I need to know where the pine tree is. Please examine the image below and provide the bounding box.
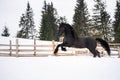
[73,0,91,36]
[1,25,10,37]
[92,0,112,41]
[92,0,104,38]
[101,10,113,41]
[113,0,120,43]
[39,1,58,41]
[17,2,36,39]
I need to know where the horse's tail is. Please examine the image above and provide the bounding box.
[96,38,110,56]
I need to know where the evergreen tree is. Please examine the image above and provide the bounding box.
[113,0,120,43]
[92,0,104,38]
[1,25,10,37]
[92,0,112,41]
[101,11,113,41]
[39,1,58,41]
[17,2,36,39]
[73,0,91,36]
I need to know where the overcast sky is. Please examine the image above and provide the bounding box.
[0,0,116,37]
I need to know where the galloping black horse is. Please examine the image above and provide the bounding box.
[54,23,110,57]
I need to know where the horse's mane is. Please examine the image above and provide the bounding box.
[61,23,78,39]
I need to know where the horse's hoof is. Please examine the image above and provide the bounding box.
[93,55,97,58]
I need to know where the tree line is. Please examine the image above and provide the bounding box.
[1,0,120,43]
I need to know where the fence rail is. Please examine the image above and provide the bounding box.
[0,39,120,57]
[0,39,56,57]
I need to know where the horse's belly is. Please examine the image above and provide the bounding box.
[73,43,86,48]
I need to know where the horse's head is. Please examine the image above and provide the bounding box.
[58,23,78,39]
[58,23,66,36]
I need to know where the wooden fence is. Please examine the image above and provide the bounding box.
[0,39,57,57]
[109,43,120,57]
[0,39,120,57]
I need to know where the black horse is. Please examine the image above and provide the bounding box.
[54,23,110,57]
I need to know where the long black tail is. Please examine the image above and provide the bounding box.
[96,38,110,56]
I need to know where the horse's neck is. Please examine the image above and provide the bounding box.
[64,32,72,37]
[73,32,79,39]
[65,30,78,39]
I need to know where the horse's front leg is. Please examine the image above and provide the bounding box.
[54,43,67,55]
[61,46,67,51]
[54,44,62,55]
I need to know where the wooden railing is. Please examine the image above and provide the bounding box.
[109,43,120,57]
[0,39,56,57]
[0,39,120,57]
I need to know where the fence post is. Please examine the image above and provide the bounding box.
[34,38,36,56]
[118,47,120,58]
[52,40,55,55]
[72,48,75,54]
[9,40,12,56]
[16,39,19,57]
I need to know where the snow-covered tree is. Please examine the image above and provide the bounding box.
[92,0,112,41]
[113,0,120,42]
[17,2,36,39]
[1,25,10,37]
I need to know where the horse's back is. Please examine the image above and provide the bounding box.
[74,36,96,48]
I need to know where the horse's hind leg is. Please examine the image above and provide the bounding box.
[91,50,97,57]
[96,50,100,57]
[89,48,100,57]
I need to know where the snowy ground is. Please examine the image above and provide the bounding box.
[0,37,120,80]
[0,56,120,80]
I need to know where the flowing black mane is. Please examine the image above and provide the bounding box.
[60,23,78,39]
